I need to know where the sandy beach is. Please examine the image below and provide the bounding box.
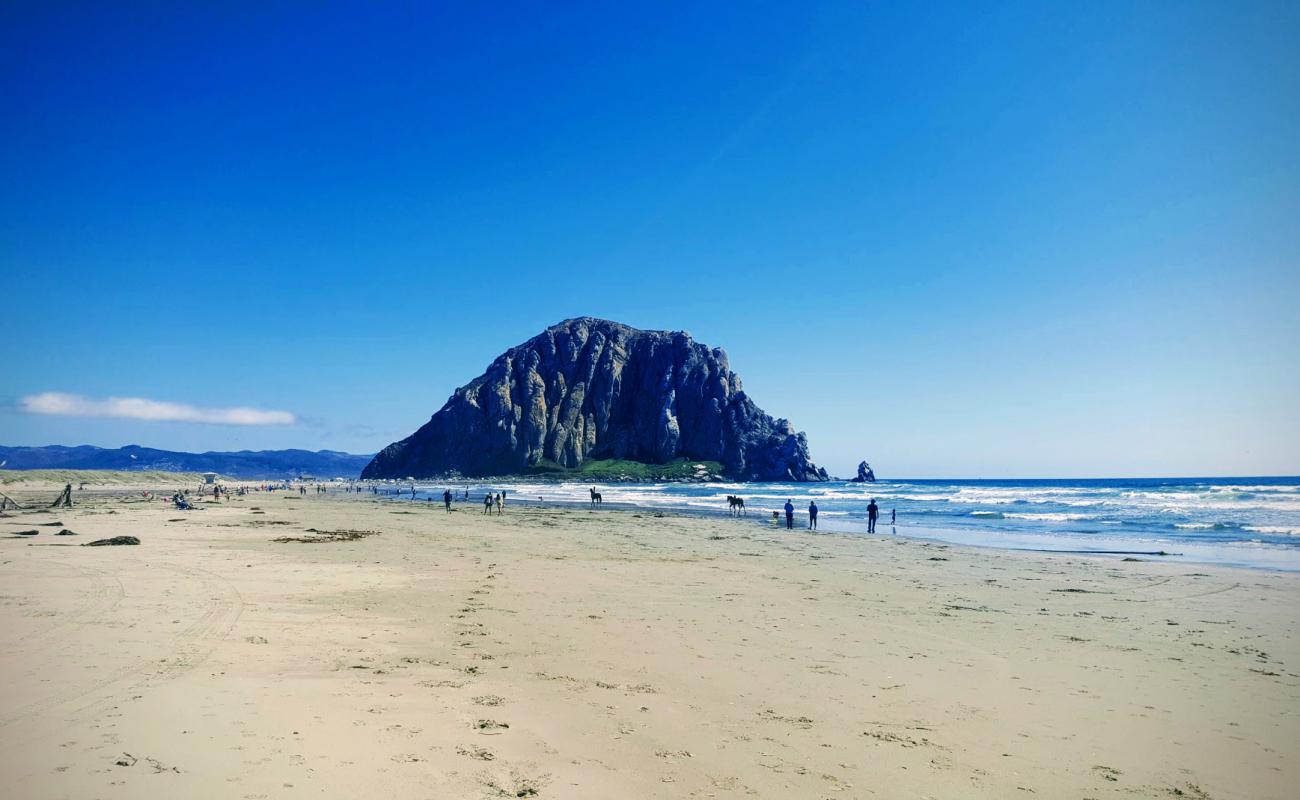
[1,479,1297,799]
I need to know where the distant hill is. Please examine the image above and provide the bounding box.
[0,444,373,479]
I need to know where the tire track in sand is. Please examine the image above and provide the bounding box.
[0,561,243,729]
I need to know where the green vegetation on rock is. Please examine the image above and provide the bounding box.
[522,458,725,482]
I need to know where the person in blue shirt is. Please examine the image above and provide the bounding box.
[808,500,818,530]
[784,499,795,529]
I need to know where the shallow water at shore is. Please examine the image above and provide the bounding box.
[390,476,1300,571]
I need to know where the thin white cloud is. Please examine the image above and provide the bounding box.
[19,392,297,426]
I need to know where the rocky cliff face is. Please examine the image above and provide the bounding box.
[362,318,828,482]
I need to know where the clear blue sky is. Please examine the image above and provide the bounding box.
[3,2,1298,477]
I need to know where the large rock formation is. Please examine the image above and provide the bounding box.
[362,318,828,482]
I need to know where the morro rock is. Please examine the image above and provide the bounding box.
[362,318,828,482]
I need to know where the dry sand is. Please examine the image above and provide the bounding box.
[1,481,1297,799]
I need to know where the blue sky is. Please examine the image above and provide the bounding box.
[3,2,1297,477]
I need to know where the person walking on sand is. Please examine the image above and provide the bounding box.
[443,489,453,512]
[867,498,879,533]
[784,499,795,530]
[483,493,493,514]
[808,500,818,530]
[495,493,503,514]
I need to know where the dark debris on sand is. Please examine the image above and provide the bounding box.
[83,536,141,546]
[273,529,377,544]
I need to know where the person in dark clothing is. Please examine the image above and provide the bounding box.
[443,489,453,512]
[891,508,896,526]
[867,499,879,533]
[784,500,795,530]
[808,500,818,530]
[483,493,493,514]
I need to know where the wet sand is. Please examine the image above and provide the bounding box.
[1,483,1297,799]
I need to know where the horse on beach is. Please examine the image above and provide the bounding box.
[727,495,746,515]
[590,487,602,507]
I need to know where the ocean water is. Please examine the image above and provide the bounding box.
[402,477,1300,571]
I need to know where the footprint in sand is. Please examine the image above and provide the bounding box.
[757,709,814,729]
[479,767,547,797]
[861,728,940,749]
[456,744,495,761]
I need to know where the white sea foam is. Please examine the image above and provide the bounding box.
[1002,512,1098,522]
[1243,525,1300,536]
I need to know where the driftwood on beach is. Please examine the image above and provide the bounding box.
[49,484,73,508]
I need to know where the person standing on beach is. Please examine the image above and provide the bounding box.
[495,493,503,514]
[891,508,896,526]
[784,499,795,530]
[867,498,879,533]
[443,489,453,512]
[483,493,493,514]
[808,500,819,530]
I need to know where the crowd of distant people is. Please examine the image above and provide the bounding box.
[155,475,894,537]
[335,480,894,534]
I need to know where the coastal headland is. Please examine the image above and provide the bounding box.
[1,474,1296,799]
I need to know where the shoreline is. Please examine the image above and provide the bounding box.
[6,469,1298,573]
[370,489,1300,575]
